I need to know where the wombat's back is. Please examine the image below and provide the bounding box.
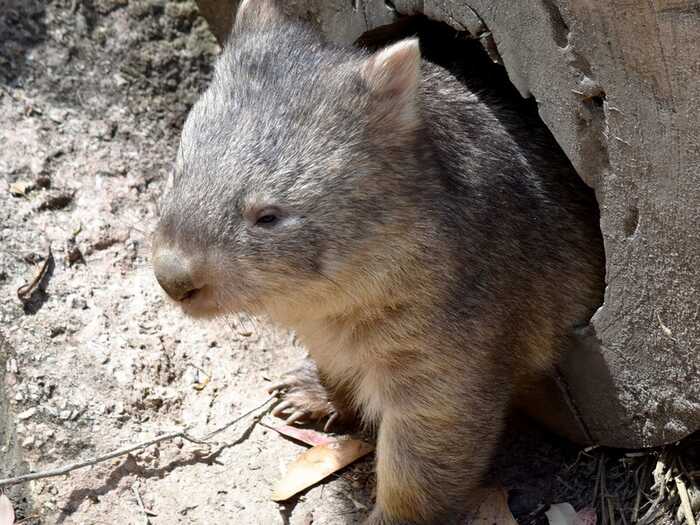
[418,60,604,373]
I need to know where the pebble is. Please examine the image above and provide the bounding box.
[6,358,18,373]
[47,108,68,123]
[88,120,116,140]
[67,294,88,310]
[17,407,37,420]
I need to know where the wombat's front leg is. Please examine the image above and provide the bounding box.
[365,378,511,525]
[268,357,354,430]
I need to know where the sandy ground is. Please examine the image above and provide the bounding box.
[0,1,690,524]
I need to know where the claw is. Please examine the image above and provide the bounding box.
[267,375,306,394]
[267,381,291,395]
[323,411,338,432]
[272,400,294,417]
[285,410,306,425]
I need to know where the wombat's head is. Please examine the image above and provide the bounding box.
[152,0,428,322]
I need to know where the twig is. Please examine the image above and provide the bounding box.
[197,394,275,442]
[592,451,604,507]
[606,495,616,525]
[0,395,276,488]
[632,460,648,523]
[599,453,609,525]
[17,246,53,300]
[132,482,151,525]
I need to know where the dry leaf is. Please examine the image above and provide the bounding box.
[271,438,374,501]
[268,424,335,447]
[471,486,518,525]
[0,494,15,525]
[546,502,598,525]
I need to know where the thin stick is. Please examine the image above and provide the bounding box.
[197,395,275,442]
[632,460,648,523]
[132,482,151,525]
[606,496,616,525]
[17,246,53,300]
[0,395,276,488]
[599,453,608,525]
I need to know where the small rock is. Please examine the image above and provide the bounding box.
[113,73,128,87]
[21,436,35,449]
[91,234,127,251]
[47,108,68,123]
[49,326,66,338]
[88,120,116,140]
[35,175,51,189]
[67,295,88,310]
[59,410,71,420]
[9,180,33,196]
[48,147,65,159]
[6,358,18,373]
[66,243,84,266]
[23,251,45,264]
[17,407,37,420]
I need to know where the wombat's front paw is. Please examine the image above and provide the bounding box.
[268,364,340,430]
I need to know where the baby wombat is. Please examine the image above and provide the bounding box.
[152,0,604,523]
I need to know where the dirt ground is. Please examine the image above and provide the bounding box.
[0,1,693,524]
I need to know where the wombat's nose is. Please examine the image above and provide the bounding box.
[152,245,201,302]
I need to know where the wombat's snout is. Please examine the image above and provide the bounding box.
[152,242,202,303]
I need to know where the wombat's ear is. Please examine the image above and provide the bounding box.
[360,38,421,129]
[234,0,284,32]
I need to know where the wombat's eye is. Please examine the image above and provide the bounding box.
[256,214,277,225]
[254,209,280,227]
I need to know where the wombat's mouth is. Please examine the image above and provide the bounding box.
[167,285,223,320]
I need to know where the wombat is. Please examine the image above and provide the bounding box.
[152,0,605,523]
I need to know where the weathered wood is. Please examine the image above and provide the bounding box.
[195,0,236,44]
[194,0,700,448]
